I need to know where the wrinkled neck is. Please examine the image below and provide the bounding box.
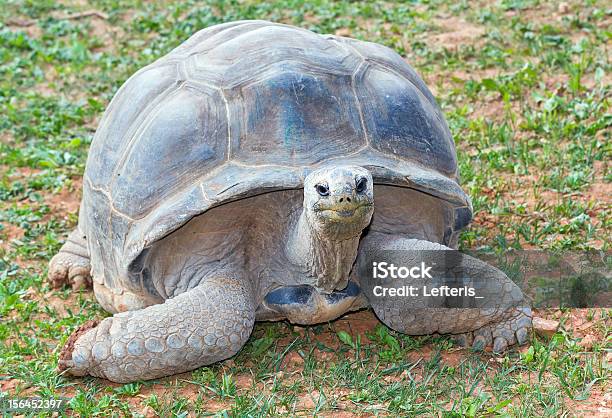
[285,209,361,293]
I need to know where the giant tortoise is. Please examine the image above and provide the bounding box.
[49,20,532,383]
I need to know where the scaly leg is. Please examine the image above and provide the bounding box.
[58,277,255,382]
[355,234,532,352]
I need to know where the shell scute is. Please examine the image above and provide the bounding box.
[109,84,228,219]
[87,63,180,189]
[356,66,456,176]
[229,68,365,166]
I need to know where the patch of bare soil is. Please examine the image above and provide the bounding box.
[48,7,121,53]
[57,0,90,7]
[279,349,305,370]
[468,157,610,249]
[584,161,612,206]
[6,22,43,39]
[87,16,124,53]
[0,378,25,393]
[0,223,24,251]
[504,1,612,46]
[6,166,43,179]
[295,389,321,411]
[426,16,485,50]
[532,166,610,208]
[43,291,86,318]
[565,385,611,417]
[506,2,582,32]
[333,310,380,343]
[46,178,83,219]
[556,309,609,345]
[424,67,501,98]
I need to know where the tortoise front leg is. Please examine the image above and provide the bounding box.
[58,277,255,383]
[355,234,532,352]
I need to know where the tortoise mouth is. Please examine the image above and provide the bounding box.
[315,203,373,221]
[335,209,357,218]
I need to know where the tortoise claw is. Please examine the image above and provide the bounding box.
[48,230,91,290]
[493,337,509,353]
[457,308,532,353]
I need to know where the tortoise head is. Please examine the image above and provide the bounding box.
[303,166,374,241]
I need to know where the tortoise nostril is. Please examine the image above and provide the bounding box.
[346,197,351,203]
[339,197,344,202]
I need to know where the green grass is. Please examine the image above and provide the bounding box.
[0,0,610,416]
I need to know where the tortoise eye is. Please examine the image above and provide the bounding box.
[356,177,367,193]
[316,184,330,197]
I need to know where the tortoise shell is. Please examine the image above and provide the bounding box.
[80,20,472,290]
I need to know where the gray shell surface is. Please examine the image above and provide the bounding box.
[81,20,472,291]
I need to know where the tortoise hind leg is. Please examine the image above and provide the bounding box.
[48,229,92,290]
[58,276,255,383]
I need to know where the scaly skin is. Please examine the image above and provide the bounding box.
[355,234,532,352]
[58,277,255,383]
